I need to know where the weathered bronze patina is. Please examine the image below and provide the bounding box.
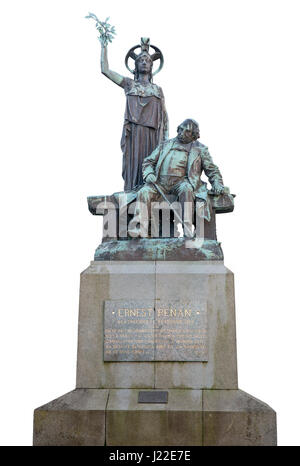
[101,37,169,191]
[129,119,224,237]
[86,17,234,259]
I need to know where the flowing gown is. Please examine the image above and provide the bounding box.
[120,78,168,192]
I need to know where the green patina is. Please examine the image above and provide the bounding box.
[94,238,223,261]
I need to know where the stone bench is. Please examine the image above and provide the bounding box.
[87,190,235,261]
[87,190,235,241]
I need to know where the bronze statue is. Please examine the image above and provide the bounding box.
[86,15,233,249]
[100,37,169,192]
[130,119,224,237]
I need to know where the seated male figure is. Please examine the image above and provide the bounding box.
[131,119,225,237]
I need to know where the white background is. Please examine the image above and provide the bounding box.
[1,0,299,446]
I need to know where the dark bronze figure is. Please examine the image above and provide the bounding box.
[100,37,169,192]
[86,15,234,252]
[129,119,224,237]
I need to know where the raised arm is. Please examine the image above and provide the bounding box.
[100,44,125,86]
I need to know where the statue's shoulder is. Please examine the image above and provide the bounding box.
[147,83,162,98]
[122,77,135,92]
[152,137,174,154]
[155,84,165,98]
[163,137,176,147]
[193,140,208,152]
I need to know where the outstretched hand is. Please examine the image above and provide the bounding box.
[211,183,225,195]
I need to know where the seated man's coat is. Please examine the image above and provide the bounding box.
[141,138,223,221]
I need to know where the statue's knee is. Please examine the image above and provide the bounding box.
[178,183,193,197]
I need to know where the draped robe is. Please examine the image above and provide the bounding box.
[120,77,168,192]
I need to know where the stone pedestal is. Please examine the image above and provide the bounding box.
[76,261,237,389]
[33,261,277,446]
[33,389,108,446]
[33,388,276,446]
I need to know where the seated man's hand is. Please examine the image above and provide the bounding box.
[145,174,157,184]
[211,182,225,195]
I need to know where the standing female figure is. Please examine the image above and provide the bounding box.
[101,37,169,192]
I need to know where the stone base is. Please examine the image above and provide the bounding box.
[202,389,277,446]
[33,388,276,446]
[95,238,223,261]
[33,389,108,446]
[76,261,238,390]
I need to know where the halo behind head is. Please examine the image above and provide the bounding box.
[125,37,164,76]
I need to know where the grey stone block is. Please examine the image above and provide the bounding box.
[33,389,108,446]
[106,389,203,446]
[154,262,238,389]
[203,389,277,446]
[33,388,277,446]
[76,261,237,389]
[34,258,277,446]
[76,262,156,388]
